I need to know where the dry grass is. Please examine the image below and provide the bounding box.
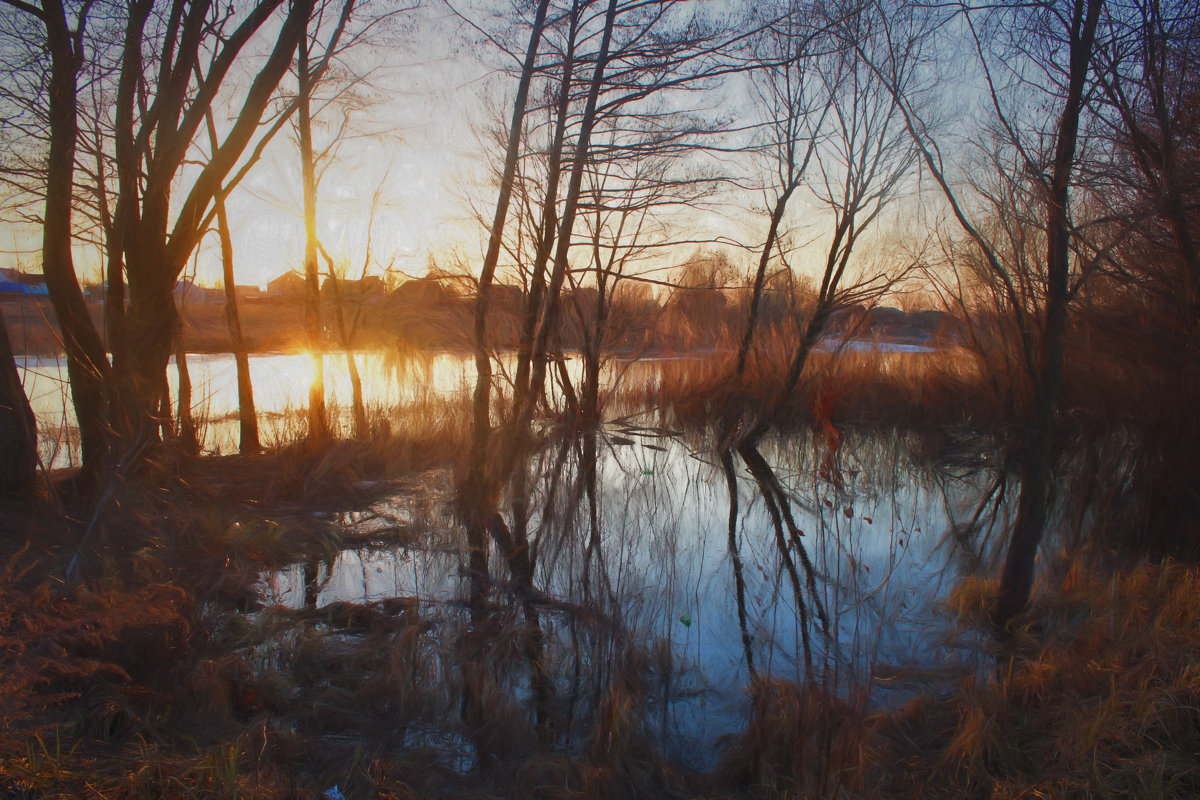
[717,678,875,799]
[649,344,998,434]
[872,561,1200,799]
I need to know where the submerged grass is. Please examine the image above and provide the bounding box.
[650,345,1004,435]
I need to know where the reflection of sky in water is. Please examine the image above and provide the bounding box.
[261,546,461,610]
[260,427,1003,763]
[18,345,958,466]
[18,351,486,465]
[20,349,995,758]
[20,349,994,760]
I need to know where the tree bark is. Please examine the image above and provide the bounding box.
[216,198,259,453]
[996,0,1104,624]
[297,31,328,445]
[37,0,111,485]
[173,341,199,455]
[0,315,37,499]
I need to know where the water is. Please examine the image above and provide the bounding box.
[18,350,485,467]
[261,422,1003,764]
[20,347,1000,762]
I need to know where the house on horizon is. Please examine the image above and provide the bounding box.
[390,275,453,307]
[0,268,49,298]
[321,274,387,306]
[173,279,223,305]
[267,270,306,301]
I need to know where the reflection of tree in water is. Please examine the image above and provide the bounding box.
[736,441,830,672]
[302,553,336,609]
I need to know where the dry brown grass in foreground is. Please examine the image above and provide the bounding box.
[3,496,1199,800]
[871,561,1200,799]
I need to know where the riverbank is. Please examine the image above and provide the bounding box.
[1,297,405,356]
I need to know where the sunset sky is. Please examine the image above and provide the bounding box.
[0,0,961,293]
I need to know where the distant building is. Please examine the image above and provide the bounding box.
[236,285,265,304]
[0,266,49,298]
[267,271,306,300]
[391,276,453,307]
[173,279,223,305]
[321,274,387,306]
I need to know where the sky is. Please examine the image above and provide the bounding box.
[0,0,996,295]
[207,3,497,288]
[0,2,501,288]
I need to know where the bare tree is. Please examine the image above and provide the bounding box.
[1095,0,1200,298]
[734,3,828,381]
[997,0,1104,622]
[0,0,111,486]
[102,0,309,456]
[776,3,918,403]
[865,0,1105,621]
[292,0,409,443]
[317,170,395,441]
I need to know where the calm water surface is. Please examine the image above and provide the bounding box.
[21,349,1001,763]
[261,425,1002,763]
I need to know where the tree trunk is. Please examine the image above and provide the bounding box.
[206,111,260,453]
[39,0,111,486]
[996,0,1103,624]
[298,34,328,445]
[0,316,37,499]
[325,270,368,437]
[174,343,199,455]
[218,210,260,453]
[735,185,797,380]
[116,261,178,450]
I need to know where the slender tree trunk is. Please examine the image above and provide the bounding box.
[206,111,259,453]
[39,0,110,486]
[516,0,619,452]
[0,316,37,499]
[173,342,198,455]
[325,271,367,437]
[996,0,1103,624]
[470,0,552,457]
[298,35,328,445]
[218,214,259,453]
[461,0,552,618]
[512,0,579,415]
[735,185,797,380]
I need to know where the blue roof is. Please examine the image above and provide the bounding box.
[0,281,49,295]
